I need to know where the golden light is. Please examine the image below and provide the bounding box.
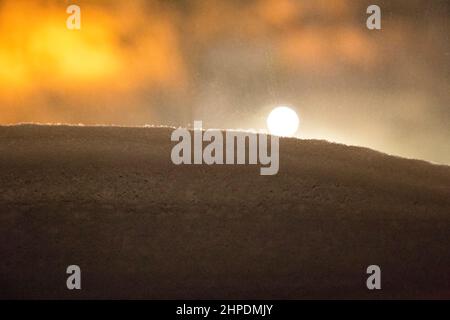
[267,106,299,137]
[0,1,121,89]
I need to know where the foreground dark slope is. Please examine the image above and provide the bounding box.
[0,125,449,299]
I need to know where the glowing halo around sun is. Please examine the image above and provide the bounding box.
[266,106,300,137]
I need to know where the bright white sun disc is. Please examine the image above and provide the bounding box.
[267,106,299,137]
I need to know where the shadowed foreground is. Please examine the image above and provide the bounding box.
[0,125,449,299]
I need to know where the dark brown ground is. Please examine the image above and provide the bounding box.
[0,124,449,299]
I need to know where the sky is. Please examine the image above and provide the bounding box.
[0,0,449,164]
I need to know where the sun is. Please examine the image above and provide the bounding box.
[266,106,299,137]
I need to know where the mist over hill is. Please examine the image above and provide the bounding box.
[0,125,449,299]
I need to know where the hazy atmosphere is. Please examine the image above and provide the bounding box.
[1,1,450,301]
[1,0,449,164]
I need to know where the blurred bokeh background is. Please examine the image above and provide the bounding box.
[0,0,449,164]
